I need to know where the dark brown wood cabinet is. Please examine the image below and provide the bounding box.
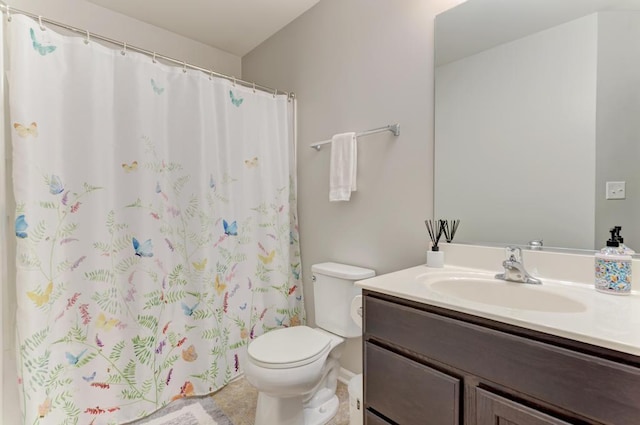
[476,389,571,425]
[365,410,393,425]
[363,290,640,425]
[366,342,460,424]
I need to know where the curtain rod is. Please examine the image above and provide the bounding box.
[310,124,400,150]
[0,2,295,100]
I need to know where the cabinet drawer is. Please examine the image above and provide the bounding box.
[365,295,640,425]
[365,410,392,425]
[476,388,572,425]
[366,342,460,425]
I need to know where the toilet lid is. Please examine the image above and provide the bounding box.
[248,326,331,369]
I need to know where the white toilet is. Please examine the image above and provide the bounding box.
[244,262,375,425]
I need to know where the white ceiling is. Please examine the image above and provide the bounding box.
[436,0,640,66]
[87,0,321,57]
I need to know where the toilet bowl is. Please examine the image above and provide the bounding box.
[245,326,345,425]
[244,262,375,425]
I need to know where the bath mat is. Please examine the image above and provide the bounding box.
[139,403,215,425]
[129,396,233,425]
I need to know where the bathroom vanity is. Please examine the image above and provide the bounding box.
[357,250,640,425]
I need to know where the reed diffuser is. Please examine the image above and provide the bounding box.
[425,219,445,267]
[441,219,460,243]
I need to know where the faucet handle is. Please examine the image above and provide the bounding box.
[505,246,522,262]
[528,239,543,250]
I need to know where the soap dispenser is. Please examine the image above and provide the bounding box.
[614,226,635,255]
[595,228,632,295]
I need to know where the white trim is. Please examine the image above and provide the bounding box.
[228,372,245,384]
[338,367,356,385]
[0,13,6,423]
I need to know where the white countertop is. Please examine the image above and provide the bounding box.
[356,264,640,357]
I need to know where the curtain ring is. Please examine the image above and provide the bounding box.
[6,6,11,22]
[121,42,127,56]
[152,52,157,64]
[273,88,277,98]
[209,70,213,81]
[84,30,90,45]
[38,15,45,31]
[252,82,256,93]
[182,61,187,73]
[232,77,236,87]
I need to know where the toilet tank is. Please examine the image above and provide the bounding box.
[311,262,375,338]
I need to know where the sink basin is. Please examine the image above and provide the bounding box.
[425,274,587,313]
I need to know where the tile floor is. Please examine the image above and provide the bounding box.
[211,377,351,425]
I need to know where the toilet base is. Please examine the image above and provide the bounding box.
[253,392,339,425]
[304,394,339,425]
[254,393,304,425]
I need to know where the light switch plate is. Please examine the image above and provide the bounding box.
[606,181,626,200]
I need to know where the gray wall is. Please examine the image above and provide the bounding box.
[243,0,463,374]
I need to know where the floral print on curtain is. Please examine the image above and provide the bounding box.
[9,15,303,425]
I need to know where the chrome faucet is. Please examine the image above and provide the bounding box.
[495,246,542,285]
[528,239,543,250]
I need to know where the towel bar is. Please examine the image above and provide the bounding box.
[310,124,400,151]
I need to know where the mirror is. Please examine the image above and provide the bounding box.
[434,0,640,252]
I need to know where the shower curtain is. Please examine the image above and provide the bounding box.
[9,15,303,425]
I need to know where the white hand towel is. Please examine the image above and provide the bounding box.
[329,132,357,201]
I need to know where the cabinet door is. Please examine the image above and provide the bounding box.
[366,342,460,424]
[476,388,572,425]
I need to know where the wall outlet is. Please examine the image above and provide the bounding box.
[606,181,626,200]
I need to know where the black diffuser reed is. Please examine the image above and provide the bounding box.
[441,219,460,243]
[425,220,444,251]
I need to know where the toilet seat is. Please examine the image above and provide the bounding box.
[248,326,331,369]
